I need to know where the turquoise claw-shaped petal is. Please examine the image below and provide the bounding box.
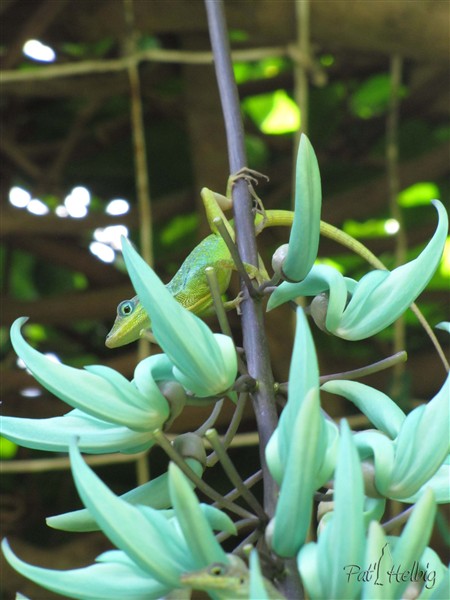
[0,409,155,454]
[321,380,406,439]
[2,542,170,600]
[47,457,204,532]
[168,462,228,566]
[121,237,237,397]
[272,388,323,557]
[282,133,322,282]
[10,318,169,431]
[269,201,448,340]
[298,420,365,600]
[68,440,194,587]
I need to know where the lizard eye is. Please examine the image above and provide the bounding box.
[117,299,135,317]
[209,564,225,576]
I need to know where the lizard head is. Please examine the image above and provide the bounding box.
[105,295,151,348]
[180,558,249,595]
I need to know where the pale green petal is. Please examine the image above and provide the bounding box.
[363,497,386,526]
[436,321,450,334]
[10,318,164,431]
[47,458,204,531]
[390,376,449,498]
[272,389,322,557]
[321,380,405,439]
[249,550,271,600]
[354,431,395,496]
[267,265,348,323]
[337,201,448,340]
[283,134,322,282]
[398,460,450,504]
[198,504,237,536]
[314,419,339,488]
[265,428,283,485]
[278,307,319,463]
[2,540,170,600]
[417,547,449,599]
[390,489,436,599]
[172,333,237,397]
[121,238,237,397]
[133,354,174,392]
[168,463,228,566]
[328,421,365,598]
[297,542,326,600]
[0,410,153,454]
[69,441,188,587]
[361,522,392,599]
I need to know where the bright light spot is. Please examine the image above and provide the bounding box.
[397,182,440,207]
[23,39,56,63]
[314,257,345,273]
[27,198,49,215]
[44,352,61,364]
[16,358,26,369]
[384,219,400,235]
[64,186,90,218]
[439,238,450,278]
[20,387,42,398]
[89,242,115,263]
[9,186,31,208]
[106,198,130,216]
[55,205,69,218]
[94,225,128,250]
[261,90,300,134]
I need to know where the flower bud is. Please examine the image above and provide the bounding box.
[173,433,206,467]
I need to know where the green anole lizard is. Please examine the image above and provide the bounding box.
[106,176,387,348]
[180,557,283,599]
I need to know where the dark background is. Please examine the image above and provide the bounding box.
[1,1,449,597]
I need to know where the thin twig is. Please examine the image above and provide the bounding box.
[318,351,408,384]
[205,429,266,520]
[386,54,407,399]
[153,429,255,520]
[216,517,260,544]
[205,266,234,337]
[194,399,225,437]
[382,505,414,534]
[222,469,264,503]
[1,46,292,84]
[213,217,258,297]
[207,392,249,467]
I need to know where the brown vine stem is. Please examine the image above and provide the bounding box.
[204,0,279,518]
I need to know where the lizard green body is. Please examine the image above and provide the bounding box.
[180,559,283,599]
[106,186,385,348]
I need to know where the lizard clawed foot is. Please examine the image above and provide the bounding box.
[228,167,270,192]
[227,168,269,233]
[223,291,245,315]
